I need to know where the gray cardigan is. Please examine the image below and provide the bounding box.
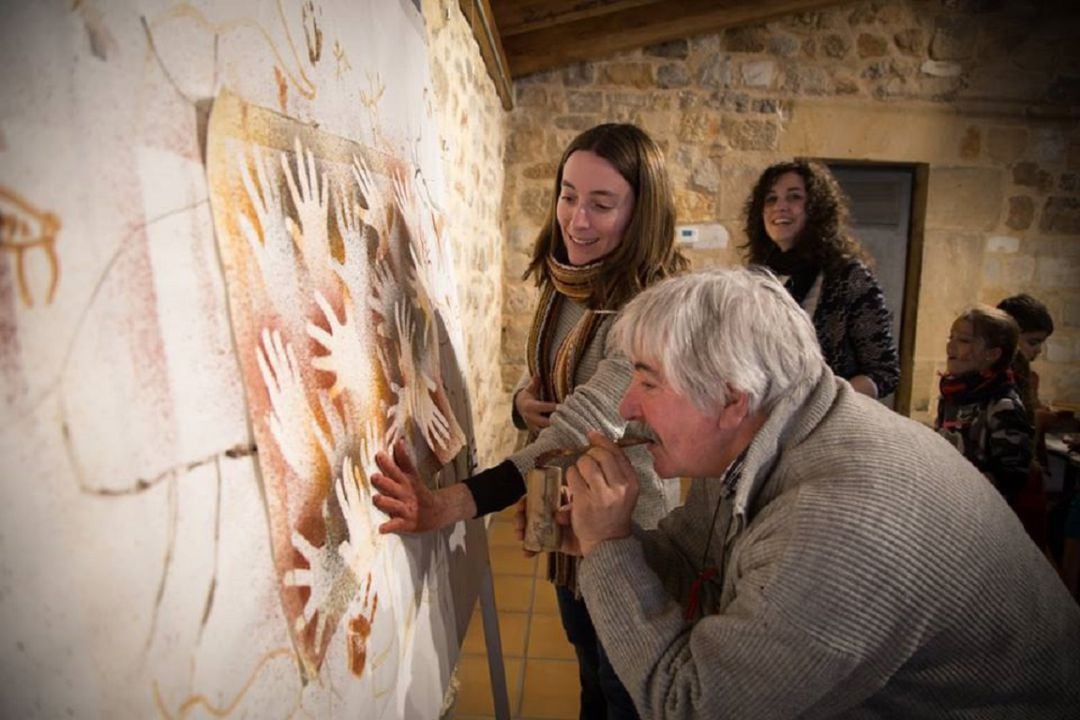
[579,368,1080,719]
[510,297,679,529]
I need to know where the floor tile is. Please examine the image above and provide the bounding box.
[487,517,522,547]
[525,613,574,660]
[489,543,538,576]
[453,654,523,717]
[461,609,529,658]
[493,574,536,613]
[519,659,580,719]
[531,579,559,615]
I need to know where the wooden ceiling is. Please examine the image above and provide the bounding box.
[459,0,850,109]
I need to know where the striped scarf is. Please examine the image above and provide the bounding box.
[527,254,608,593]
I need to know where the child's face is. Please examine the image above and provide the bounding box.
[946,319,1002,375]
[1018,330,1049,362]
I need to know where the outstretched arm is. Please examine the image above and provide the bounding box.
[370,439,478,533]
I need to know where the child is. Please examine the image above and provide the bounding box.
[996,294,1055,549]
[936,305,1033,503]
[997,293,1054,420]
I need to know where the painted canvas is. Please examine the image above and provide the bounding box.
[0,1,486,717]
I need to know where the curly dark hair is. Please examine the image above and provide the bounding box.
[524,123,688,309]
[740,160,866,274]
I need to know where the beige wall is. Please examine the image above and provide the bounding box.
[425,0,518,466]
[499,0,1080,425]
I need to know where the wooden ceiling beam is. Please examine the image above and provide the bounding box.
[458,0,515,110]
[502,0,849,78]
[494,0,664,37]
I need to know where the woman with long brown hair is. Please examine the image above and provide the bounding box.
[371,123,687,719]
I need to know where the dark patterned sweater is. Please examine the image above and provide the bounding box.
[935,372,1033,503]
[806,259,900,397]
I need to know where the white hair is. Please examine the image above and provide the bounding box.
[612,267,824,415]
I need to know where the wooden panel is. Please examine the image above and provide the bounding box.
[493,0,663,37]
[502,0,848,77]
[459,0,515,109]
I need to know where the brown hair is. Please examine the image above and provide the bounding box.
[957,305,1020,373]
[740,160,866,273]
[524,123,688,309]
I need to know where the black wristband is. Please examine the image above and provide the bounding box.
[462,459,527,518]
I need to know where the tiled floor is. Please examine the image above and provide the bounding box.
[451,507,580,720]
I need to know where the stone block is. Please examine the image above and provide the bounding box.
[691,156,722,193]
[1039,197,1080,235]
[657,64,690,88]
[894,28,925,56]
[930,15,976,60]
[644,39,689,59]
[1006,195,1035,230]
[518,187,550,224]
[560,63,594,86]
[959,126,981,160]
[1064,300,1080,329]
[1044,336,1078,365]
[516,84,551,109]
[920,60,963,78]
[785,65,831,95]
[1031,129,1068,168]
[606,91,651,110]
[768,35,800,57]
[706,91,750,112]
[699,55,733,89]
[925,167,1004,230]
[741,60,776,88]
[823,34,851,59]
[717,158,768,220]
[857,33,889,58]
[601,63,655,89]
[725,26,767,52]
[566,90,602,114]
[678,111,720,144]
[987,126,1028,164]
[1036,255,1080,289]
[553,115,593,132]
[1012,162,1053,193]
[914,230,986,381]
[986,235,1020,253]
[982,254,1035,286]
[723,117,780,151]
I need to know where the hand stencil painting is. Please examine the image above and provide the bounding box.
[206,89,467,681]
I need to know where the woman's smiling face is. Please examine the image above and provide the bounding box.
[556,150,636,266]
[762,171,808,251]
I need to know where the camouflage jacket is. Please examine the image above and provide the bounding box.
[936,380,1032,502]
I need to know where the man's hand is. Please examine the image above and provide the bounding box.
[515,376,558,433]
[565,430,639,556]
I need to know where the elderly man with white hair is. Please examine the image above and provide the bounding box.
[544,267,1079,719]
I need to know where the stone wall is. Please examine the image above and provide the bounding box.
[425,0,516,466]
[501,0,1080,423]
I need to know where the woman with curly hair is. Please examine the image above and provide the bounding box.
[742,160,899,398]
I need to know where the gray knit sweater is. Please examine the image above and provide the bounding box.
[510,297,679,529]
[579,368,1080,719]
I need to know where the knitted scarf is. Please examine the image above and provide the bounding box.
[527,254,608,594]
[526,254,608,404]
[939,367,1016,419]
